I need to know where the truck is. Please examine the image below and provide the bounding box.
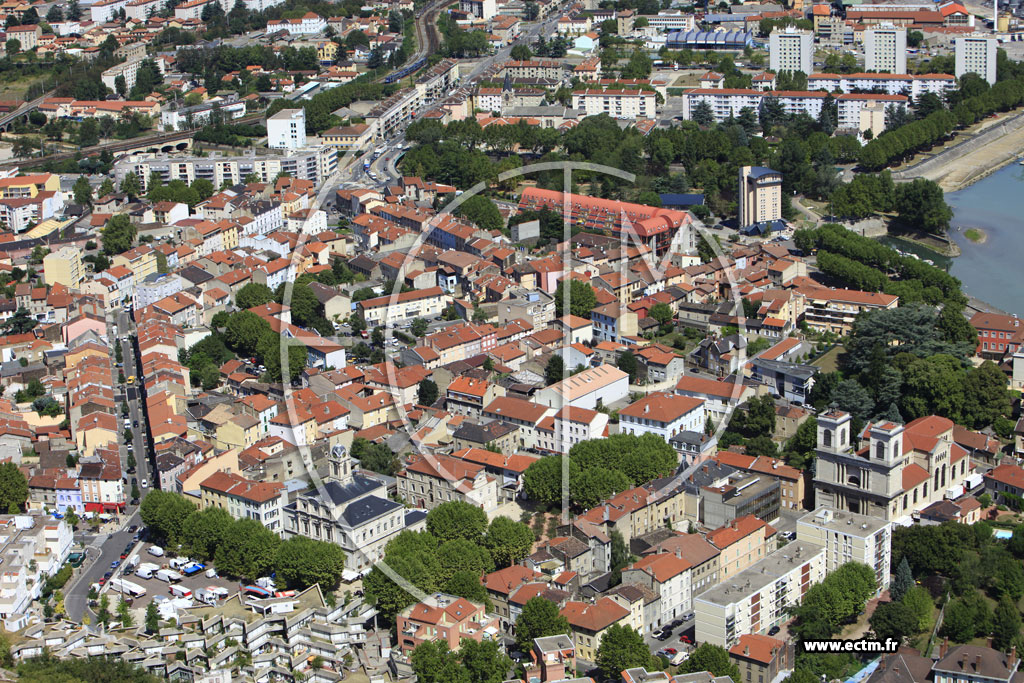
[109,578,147,598]
[124,555,140,572]
[136,562,160,579]
[168,584,192,599]
[148,545,165,557]
[195,587,226,605]
[155,568,183,583]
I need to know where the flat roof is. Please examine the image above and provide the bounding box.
[796,507,889,537]
[695,541,825,607]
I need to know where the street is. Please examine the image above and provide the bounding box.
[65,308,153,623]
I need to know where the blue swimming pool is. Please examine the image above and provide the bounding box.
[994,529,1013,540]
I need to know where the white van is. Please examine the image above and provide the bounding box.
[671,652,689,666]
[205,568,218,579]
[168,557,190,570]
[148,545,164,557]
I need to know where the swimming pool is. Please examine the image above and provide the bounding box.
[994,529,1012,540]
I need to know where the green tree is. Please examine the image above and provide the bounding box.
[457,195,503,232]
[119,171,142,200]
[214,518,280,579]
[138,490,196,545]
[274,536,347,590]
[117,597,133,627]
[180,506,233,562]
[553,279,597,318]
[145,601,159,633]
[96,594,110,627]
[351,438,400,476]
[101,214,137,256]
[869,600,917,644]
[411,317,428,337]
[417,378,438,406]
[510,44,532,61]
[894,178,953,234]
[4,39,19,55]
[597,624,654,681]
[484,516,535,568]
[460,639,512,683]
[225,311,271,357]
[436,538,494,585]
[683,643,742,680]
[516,596,570,652]
[72,176,92,206]
[617,350,639,383]
[901,585,933,633]
[411,641,469,683]
[993,595,1024,651]
[426,500,487,542]
[545,354,565,386]
[0,462,28,514]
[235,282,274,309]
[891,557,913,601]
[941,593,992,642]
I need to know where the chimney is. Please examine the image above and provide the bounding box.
[940,637,949,659]
[1009,646,1017,670]
[745,646,750,656]
[976,655,983,671]
[989,637,995,649]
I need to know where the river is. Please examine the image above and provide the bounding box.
[941,163,1024,315]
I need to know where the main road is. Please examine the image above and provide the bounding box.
[64,309,152,623]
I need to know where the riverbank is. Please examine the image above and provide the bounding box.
[885,227,961,257]
[903,113,1024,192]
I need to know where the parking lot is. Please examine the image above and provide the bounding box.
[100,541,245,614]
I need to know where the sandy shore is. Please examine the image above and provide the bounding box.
[920,125,1024,192]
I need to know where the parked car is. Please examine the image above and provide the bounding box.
[768,625,781,636]
[679,634,692,644]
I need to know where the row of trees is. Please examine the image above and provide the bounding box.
[363,501,535,622]
[139,491,346,589]
[522,433,677,509]
[794,223,966,306]
[860,75,1024,170]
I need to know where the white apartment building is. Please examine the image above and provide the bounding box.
[864,25,908,74]
[101,57,164,93]
[460,0,496,19]
[90,0,128,23]
[806,72,956,98]
[622,553,693,628]
[681,89,909,128]
[125,0,163,20]
[645,10,695,31]
[0,516,72,631]
[571,89,657,119]
[535,407,610,454]
[266,12,326,34]
[796,507,891,592]
[267,108,307,150]
[768,27,813,76]
[358,286,448,325]
[114,147,338,188]
[694,541,826,647]
[955,34,997,84]
[619,392,704,441]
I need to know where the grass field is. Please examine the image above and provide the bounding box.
[812,345,845,373]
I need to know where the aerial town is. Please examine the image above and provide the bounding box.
[0,0,1023,680]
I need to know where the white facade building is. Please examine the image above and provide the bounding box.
[267,108,307,150]
[864,25,908,74]
[795,507,892,592]
[619,392,704,441]
[768,27,813,75]
[955,34,997,84]
[805,72,956,97]
[90,0,128,23]
[681,88,909,128]
[571,89,657,119]
[694,541,826,647]
[535,364,630,411]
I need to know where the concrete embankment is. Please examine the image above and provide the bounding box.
[894,110,1024,192]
